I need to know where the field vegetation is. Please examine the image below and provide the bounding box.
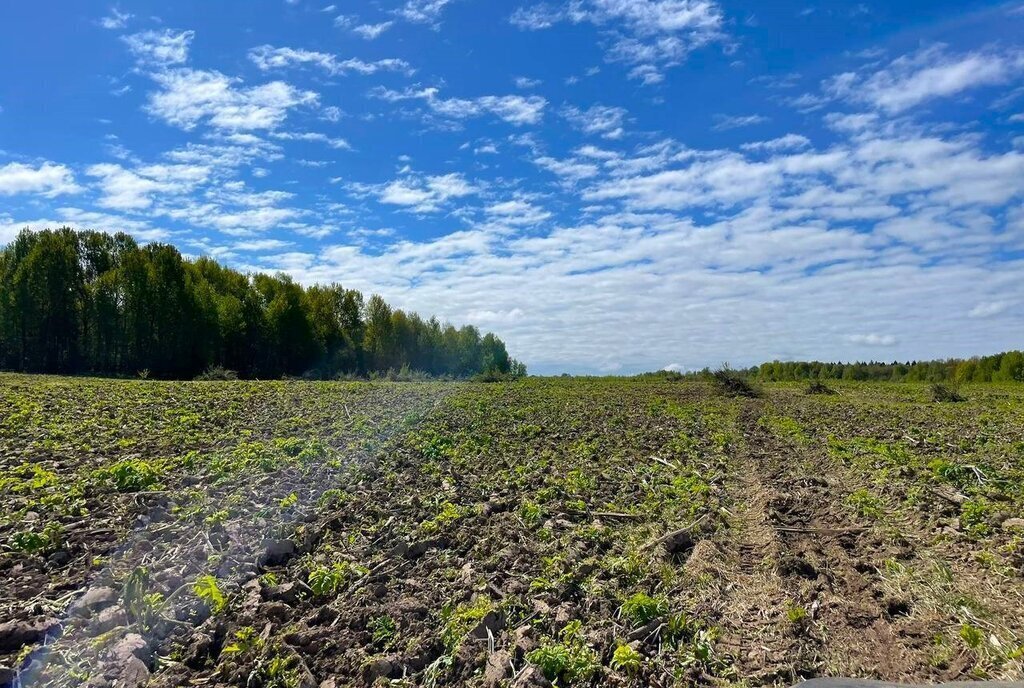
[2,375,1023,687]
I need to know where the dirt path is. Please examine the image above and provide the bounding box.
[714,400,925,684]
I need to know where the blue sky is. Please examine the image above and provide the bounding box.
[1,0,1023,374]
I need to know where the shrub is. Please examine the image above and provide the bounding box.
[931,384,965,403]
[709,366,759,398]
[194,365,238,381]
[805,380,837,395]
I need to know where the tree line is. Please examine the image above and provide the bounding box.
[752,352,1024,383]
[0,228,526,380]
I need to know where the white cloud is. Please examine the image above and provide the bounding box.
[358,172,478,213]
[122,29,195,66]
[712,113,768,131]
[370,86,547,126]
[514,76,542,88]
[352,21,394,39]
[86,162,208,210]
[396,0,455,25]
[99,8,132,30]
[485,199,552,225]
[248,45,412,76]
[147,69,318,131]
[271,131,352,150]
[510,0,726,84]
[561,104,628,139]
[968,301,1010,318]
[846,333,897,346]
[0,162,82,197]
[740,134,811,152]
[826,45,1024,113]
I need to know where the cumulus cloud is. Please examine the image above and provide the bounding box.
[370,86,547,126]
[825,44,1024,113]
[99,8,132,30]
[396,0,456,25]
[0,162,82,197]
[248,45,412,76]
[122,29,195,66]
[510,0,726,84]
[146,69,318,131]
[352,21,394,39]
[352,172,478,213]
[561,104,628,138]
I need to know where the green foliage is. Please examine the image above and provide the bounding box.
[369,615,398,647]
[620,592,667,626]
[193,575,227,613]
[959,623,985,649]
[101,458,163,492]
[9,522,62,554]
[123,567,164,630]
[755,351,1024,383]
[846,488,883,518]
[610,644,643,673]
[308,561,367,597]
[786,602,808,624]
[526,621,599,684]
[959,499,993,536]
[420,501,470,534]
[440,597,494,651]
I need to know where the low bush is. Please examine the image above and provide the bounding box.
[930,383,965,403]
[194,365,238,381]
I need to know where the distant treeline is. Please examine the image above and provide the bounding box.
[752,352,1023,383]
[641,352,1024,383]
[0,228,525,379]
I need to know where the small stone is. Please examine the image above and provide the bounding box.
[469,610,504,639]
[362,657,393,680]
[1002,517,1024,530]
[318,680,337,688]
[91,606,128,635]
[184,632,213,670]
[70,587,119,618]
[266,582,304,606]
[483,650,511,688]
[116,657,150,688]
[0,618,59,653]
[511,666,553,687]
[260,539,297,567]
[109,633,151,665]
